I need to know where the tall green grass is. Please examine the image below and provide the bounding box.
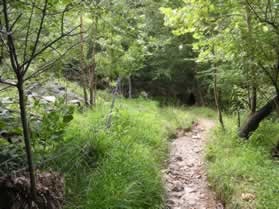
[206,117,279,209]
[53,98,195,209]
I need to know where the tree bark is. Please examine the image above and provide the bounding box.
[107,77,121,129]
[213,67,225,129]
[80,15,88,105]
[89,64,96,106]
[89,15,98,106]
[17,79,36,199]
[239,95,279,138]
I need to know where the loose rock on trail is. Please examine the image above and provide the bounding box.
[163,119,224,209]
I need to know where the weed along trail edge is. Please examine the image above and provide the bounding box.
[164,119,224,209]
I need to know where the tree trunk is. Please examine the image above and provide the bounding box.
[239,95,279,138]
[128,74,132,99]
[246,5,257,114]
[89,64,96,106]
[89,16,98,106]
[17,80,36,199]
[107,77,121,129]
[213,67,225,129]
[80,14,88,105]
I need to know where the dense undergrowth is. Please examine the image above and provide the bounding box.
[50,97,197,209]
[3,79,278,208]
[206,116,279,209]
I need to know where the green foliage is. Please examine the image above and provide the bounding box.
[31,99,75,155]
[206,117,279,209]
[0,143,25,176]
[161,0,279,109]
[3,0,279,208]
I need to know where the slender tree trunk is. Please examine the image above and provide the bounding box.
[107,77,121,129]
[94,71,98,104]
[89,16,98,106]
[246,5,257,114]
[89,64,95,106]
[213,66,225,129]
[80,14,88,105]
[128,74,132,99]
[17,79,36,199]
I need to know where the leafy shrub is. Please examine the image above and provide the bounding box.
[0,143,25,176]
[31,99,75,155]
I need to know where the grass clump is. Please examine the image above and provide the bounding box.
[206,117,279,209]
[159,107,195,137]
[159,106,214,137]
[55,98,195,209]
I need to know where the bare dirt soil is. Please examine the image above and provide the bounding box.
[163,119,224,209]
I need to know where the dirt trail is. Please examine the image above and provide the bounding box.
[164,119,224,209]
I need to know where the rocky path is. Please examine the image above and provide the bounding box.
[164,119,224,209]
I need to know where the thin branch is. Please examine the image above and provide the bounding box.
[0,33,10,51]
[3,0,20,73]
[23,1,35,62]
[61,3,72,34]
[21,25,80,74]
[0,85,14,92]
[24,42,80,81]
[0,78,16,86]
[17,0,78,16]
[246,0,279,35]
[10,13,23,30]
[23,0,48,74]
[49,45,62,56]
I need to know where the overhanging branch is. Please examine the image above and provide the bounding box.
[23,0,48,74]
[24,42,80,81]
[21,25,80,76]
[0,78,16,86]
